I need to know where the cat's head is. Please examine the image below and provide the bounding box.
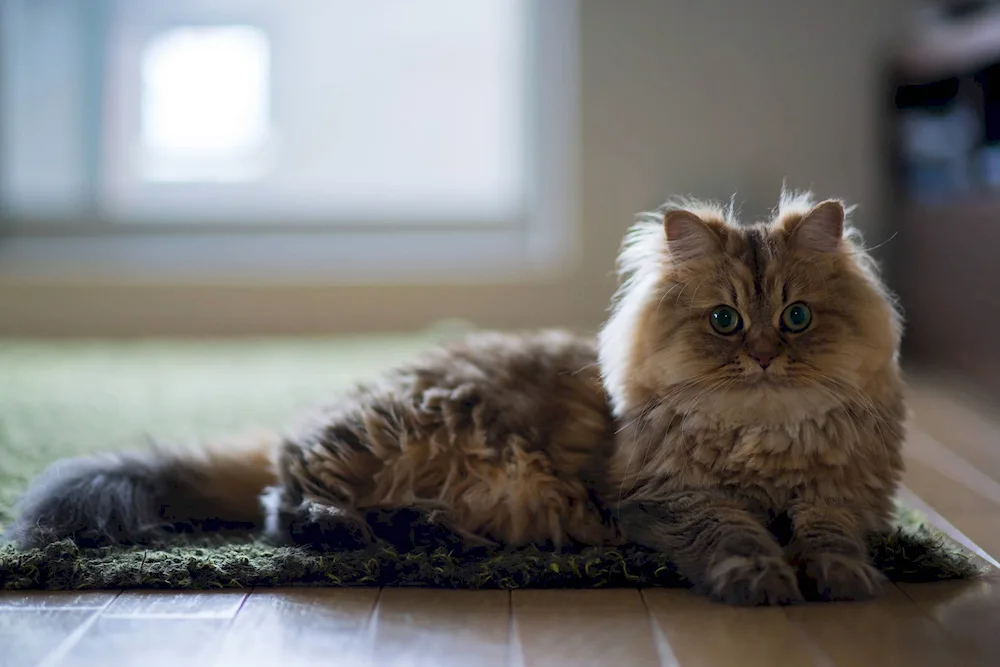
[598,191,902,425]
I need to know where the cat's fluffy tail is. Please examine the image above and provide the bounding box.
[5,431,279,549]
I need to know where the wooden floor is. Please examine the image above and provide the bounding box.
[3,377,1000,667]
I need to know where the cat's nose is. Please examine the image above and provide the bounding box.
[751,352,774,369]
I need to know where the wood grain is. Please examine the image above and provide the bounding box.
[0,610,98,667]
[785,584,984,667]
[904,429,1000,509]
[212,588,378,667]
[907,382,1000,485]
[0,591,118,667]
[371,589,510,667]
[27,590,250,667]
[901,456,998,514]
[0,593,118,611]
[899,574,1000,665]
[512,589,660,667]
[947,513,1000,560]
[643,588,814,667]
[101,590,248,618]
[51,617,230,667]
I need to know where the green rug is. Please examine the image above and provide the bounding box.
[0,332,986,591]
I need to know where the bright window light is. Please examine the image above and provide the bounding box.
[120,1,525,221]
[140,25,271,182]
[2,0,564,235]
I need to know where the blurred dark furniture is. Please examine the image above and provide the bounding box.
[888,2,1000,395]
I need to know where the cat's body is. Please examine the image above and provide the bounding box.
[6,191,905,606]
[265,331,618,549]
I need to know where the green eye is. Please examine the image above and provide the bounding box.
[781,302,812,332]
[710,306,743,335]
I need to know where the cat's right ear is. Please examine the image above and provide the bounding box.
[664,210,720,262]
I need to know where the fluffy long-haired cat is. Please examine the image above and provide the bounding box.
[6,191,905,606]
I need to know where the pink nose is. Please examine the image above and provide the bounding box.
[752,353,774,369]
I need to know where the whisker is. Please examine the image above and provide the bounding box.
[656,282,685,313]
[687,279,707,310]
[614,371,724,507]
[796,363,898,470]
[845,232,898,256]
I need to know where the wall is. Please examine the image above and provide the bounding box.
[0,0,911,336]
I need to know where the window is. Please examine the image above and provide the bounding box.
[140,25,272,184]
[0,0,578,283]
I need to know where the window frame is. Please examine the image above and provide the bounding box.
[0,0,580,285]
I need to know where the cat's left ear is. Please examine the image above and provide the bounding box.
[786,200,844,253]
[663,209,721,262]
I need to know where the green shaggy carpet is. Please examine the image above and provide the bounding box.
[0,331,986,591]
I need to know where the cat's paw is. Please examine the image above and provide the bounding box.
[798,553,885,602]
[261,486,370,550]
[704,554,804,606]
[367,507,468,551]
[286,502,371,551]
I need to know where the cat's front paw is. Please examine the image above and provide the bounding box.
[798,553,885,602]
[291,503,372,551]
[704,555,804,606]
[261,486,371,550]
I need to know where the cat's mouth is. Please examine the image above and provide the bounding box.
[743,370,787,387]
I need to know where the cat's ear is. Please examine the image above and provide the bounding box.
[786,200,844,253]
[664,210,720,262]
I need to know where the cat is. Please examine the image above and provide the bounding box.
[602,192,904,604]
[5,191,905,606]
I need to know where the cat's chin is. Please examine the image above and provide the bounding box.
[677,380,844,427]
[736,371,800,392]
[743,372,785,386]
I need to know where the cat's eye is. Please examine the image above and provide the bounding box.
[710,306,743,335]
[781,302,812,332]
